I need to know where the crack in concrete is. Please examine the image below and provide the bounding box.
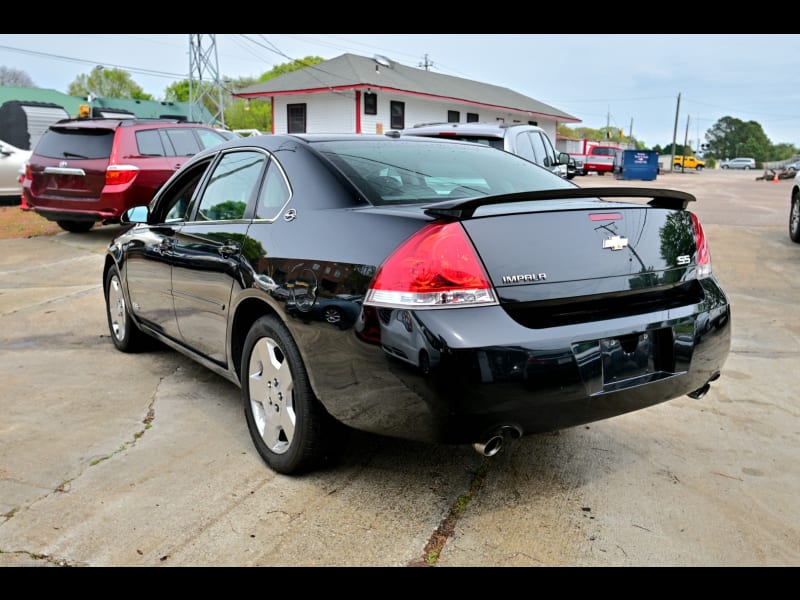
[407,458,492,567]
[0,548,84,567]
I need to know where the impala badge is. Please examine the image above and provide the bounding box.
[603,235,629,251]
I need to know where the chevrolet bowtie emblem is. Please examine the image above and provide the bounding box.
[603,235,629,251]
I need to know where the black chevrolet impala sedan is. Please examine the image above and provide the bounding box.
[103,133,731,474]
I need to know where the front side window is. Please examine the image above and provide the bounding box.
[196,128,228,149]
[165,128,203,157]
[197,150,266,221]
[288,104,307,134]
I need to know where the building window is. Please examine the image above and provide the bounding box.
[364,92,377,115]
[287,104,306,133]
[528,120,538,126]
[467,113,479,122]
[390,101,405,130]
[447,110,460,123]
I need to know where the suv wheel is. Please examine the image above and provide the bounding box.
[56,220,94,233]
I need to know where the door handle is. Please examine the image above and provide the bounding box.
[219,241,241,256]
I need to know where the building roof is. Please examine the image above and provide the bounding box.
[234,53,580,124]
[0,86,215,123]
[92,97,215,124]
[0,86,84,116]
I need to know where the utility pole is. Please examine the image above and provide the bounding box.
[671,93,681,172]
[188,34,226,128]
[419,54,434,70]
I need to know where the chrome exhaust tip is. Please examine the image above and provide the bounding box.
[472,425,522,457]
[473,435,504,457]
[687,382,711,399]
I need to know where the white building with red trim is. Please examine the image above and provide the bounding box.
[233,53,580,143]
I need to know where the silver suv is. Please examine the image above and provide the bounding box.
[720,157,756,170]
[400,122,573,179]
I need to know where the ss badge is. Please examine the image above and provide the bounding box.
[677,255,691,266]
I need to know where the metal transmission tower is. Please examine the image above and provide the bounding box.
[188,34,226,127]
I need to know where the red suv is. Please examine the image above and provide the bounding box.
[22,118,229,232]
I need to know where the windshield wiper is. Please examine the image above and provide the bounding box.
[62,151,89,159]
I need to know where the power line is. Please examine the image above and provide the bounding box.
[0,44,185,80]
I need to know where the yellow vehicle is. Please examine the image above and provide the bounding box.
[674,155,706,171]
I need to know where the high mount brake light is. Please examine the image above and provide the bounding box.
[365,222,497,309]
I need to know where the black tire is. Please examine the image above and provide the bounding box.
[104,265,150,352]
[744,166,751,170]
[790,193,800,243]
[722,165,729,169]
[56,220,94,233]
[696,165,703,171]
[242,315,345,474]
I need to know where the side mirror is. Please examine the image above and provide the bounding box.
[558,152,571,165]
[122,205,149,224]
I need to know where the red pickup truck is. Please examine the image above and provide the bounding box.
[572,145,621,175]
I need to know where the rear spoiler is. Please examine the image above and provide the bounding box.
[424,187,696,220]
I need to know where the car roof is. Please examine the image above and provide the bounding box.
[400,121,545,137]
[49,117,212,130]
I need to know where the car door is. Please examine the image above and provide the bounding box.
[124,158,210,340]
[170,149,267,364]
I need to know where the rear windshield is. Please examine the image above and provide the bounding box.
[311,139,570,206]
[34,128,114,160]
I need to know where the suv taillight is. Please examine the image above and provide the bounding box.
[106,165,139,186]
[364,221,497,308]
[691,212,711,279]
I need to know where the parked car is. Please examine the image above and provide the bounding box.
[22,117,230,232]
[720,157,756,170]
[286,293,364,328]
[0,138,32,199]
[103,133,731,475]
[790,170,800,243]
[784,160,800,174]
[399,121,572,179]
[673,155,705,171]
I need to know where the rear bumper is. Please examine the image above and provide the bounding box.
[300,278,731,445]
[22,185,133,223]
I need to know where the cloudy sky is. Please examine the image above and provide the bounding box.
[1,33,798,149]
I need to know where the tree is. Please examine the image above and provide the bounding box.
[705,116,772,162]
[256,56,324,83]
[0,66,35,87]
[68,67,152,100]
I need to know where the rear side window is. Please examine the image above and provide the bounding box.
[136,129,167,156]
[34,128,114,160]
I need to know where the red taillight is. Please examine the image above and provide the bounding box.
[105,165,139,186]
[365,222,497,308]
[691,212,711,278]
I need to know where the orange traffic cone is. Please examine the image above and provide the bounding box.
[773,171,780,184]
